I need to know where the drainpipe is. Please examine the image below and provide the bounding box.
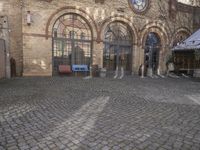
[20,0,24,76]
[2,16,11,79]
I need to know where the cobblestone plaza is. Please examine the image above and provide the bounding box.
[0,76,200,150]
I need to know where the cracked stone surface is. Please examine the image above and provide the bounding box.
[0,76,200,150]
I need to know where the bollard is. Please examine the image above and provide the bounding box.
[114,66,118,79]
[141,64,144,78]
[119,67,124,79]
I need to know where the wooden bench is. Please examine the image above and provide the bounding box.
[58,65,72,74]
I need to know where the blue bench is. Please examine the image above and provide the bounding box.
[72,65,89,72]
[72,65,89,76]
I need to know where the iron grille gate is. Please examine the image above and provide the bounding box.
[0,39,6,79]
[144,32,161,74]
[103,22,133,74]
[52,14,92,75]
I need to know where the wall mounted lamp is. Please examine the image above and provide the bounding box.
[27,11,31,26]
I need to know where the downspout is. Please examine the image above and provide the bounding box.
[20,0,24,76]
[3,16,11,78]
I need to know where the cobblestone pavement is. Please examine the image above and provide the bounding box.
[0,76,200,150]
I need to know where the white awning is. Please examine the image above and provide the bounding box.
[173,29,200,51]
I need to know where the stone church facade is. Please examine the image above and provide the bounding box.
[0,0,200,78]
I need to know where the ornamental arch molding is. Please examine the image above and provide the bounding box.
[45,6,98,40]
[140,22,170,73]
[99,16,138,45]
[140,22,170,48]
[172,27,191,46]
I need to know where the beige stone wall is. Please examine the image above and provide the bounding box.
[193,7,200,31]
[0,39,5,79]
[0,0,23,76]
[23,36,52,76]
[20,0,195,76]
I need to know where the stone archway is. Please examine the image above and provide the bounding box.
[141,23,170,75]
[172,27,191,46]
[45,7,98,75]
[103,21,133,76]
[99,16,138,44]
[144,32,161,76]
[46,6,98,40]
[52,13,93,75]
[99,16,138,74]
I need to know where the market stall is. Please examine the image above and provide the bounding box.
[172,29,200,77]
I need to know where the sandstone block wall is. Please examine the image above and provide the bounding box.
[0,39,5,79]
[0,0,23,77]
[1,0,198,77]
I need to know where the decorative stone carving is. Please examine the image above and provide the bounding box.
[128,0,150,14]
[39,0,52,2]
[169,0,177,21]
[95,0,105,4]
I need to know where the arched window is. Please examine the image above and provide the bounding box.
[52,14,92,75]
[144,32,161,75]
[103,22,133,74]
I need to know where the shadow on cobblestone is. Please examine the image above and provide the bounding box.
[0,76,200,150]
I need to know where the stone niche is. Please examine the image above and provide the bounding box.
[94,0,105,4]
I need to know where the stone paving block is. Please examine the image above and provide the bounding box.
[0,77,200,149]
[6,145,19,150]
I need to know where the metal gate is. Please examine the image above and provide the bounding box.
[0,39,6,79]
[103,22,133,74]
[144,32,160,75]
[52,14,92,75]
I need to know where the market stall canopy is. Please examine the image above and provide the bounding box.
[173,29,200,51]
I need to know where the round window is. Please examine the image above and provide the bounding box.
[129,0,150,14]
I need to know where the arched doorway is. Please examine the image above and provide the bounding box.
[52,14,92,75]
[144,32,161,75]
[103,22,133,75]
[0,39,6,79]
